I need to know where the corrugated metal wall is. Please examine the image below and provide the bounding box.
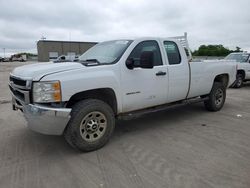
[37,40,97,62]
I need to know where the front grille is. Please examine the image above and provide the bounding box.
[9,75,31,104]
[9,85,25,102]
[9,76,26,87]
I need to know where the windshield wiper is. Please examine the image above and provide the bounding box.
[85,59,100,63]
[80,59,102,66]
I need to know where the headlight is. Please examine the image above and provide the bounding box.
[33,81,61,103]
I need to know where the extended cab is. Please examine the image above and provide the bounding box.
[224,52,250,88]
[9,36,236,151]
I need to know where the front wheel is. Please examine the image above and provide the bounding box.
[204,82,226,112]
[64,99,115,152]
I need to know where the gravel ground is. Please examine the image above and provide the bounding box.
[0,62,250,188]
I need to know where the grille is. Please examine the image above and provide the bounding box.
[9,76,31,104]
[10,76,27,87]
[9,85,25,102]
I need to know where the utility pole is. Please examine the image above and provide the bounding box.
[3,48,5,58]
[69,31,72,57]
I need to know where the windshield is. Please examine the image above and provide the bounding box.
[79,40,132,64]
[224,53,249,62]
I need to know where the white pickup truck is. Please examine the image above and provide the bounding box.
[224,52,250,88]
[9,35,236,151]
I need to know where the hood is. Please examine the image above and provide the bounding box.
[11,62,83,81]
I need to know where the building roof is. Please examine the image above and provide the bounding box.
[37,40,98,44]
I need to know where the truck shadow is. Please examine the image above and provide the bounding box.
[243,82,250,87]
[113,103,211,141]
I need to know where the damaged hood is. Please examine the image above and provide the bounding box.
[11,62,83,81]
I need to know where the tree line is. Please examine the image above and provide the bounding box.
[192,45,242,56]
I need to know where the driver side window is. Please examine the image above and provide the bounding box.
[127,40,163,66]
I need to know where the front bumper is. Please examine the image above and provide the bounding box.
[12,98,72,135]
[9,75,72,135]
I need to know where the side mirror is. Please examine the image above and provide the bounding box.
[126,58,134,70]
[140,51,154,69]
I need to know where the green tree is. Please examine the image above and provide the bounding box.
[193,45,243,56]
[234,46,242,52]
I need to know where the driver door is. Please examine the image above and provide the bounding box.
[120,40,168,112]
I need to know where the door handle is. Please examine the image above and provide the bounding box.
[156,71,166,76]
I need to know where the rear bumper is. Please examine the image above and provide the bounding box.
[12,98,71,135]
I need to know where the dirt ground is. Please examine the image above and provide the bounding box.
[0,62,250,188]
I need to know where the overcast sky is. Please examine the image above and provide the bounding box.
[0,0,249,56]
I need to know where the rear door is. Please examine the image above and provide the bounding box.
[163,41,190,102]
[120,40,168,112]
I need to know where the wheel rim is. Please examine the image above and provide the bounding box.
[236,77,242,87]
[215,88,224,106]
[79,111,107,142]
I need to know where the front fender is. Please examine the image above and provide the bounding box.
[41,65,122,113]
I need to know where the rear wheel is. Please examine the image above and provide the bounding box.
[64,99,115,152]
[204,82,226,111]
[233,74,243,88]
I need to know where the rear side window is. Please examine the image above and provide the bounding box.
[164,41,181,65]
[128,40,163,66]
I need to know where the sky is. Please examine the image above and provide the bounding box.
[0,0,249,56]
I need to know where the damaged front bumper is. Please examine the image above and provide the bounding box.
[12,97,72,135]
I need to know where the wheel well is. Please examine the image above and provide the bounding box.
[237,70,245,79]
[66,88,117,114]
[214,74,229,88]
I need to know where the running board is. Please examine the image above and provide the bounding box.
[117,96,209,120]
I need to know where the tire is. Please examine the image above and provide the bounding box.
[204,82,226,112]
[233,74,243,88]
[64,99,115,152]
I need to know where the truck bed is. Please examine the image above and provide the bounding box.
[188,61,236,98]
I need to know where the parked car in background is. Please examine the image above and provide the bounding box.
[9,34,236,151]
[10,54,27,62]
[3,57,11,62]
[224,52,250,88]
[53,55,79,63]
[0,57,4,62]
